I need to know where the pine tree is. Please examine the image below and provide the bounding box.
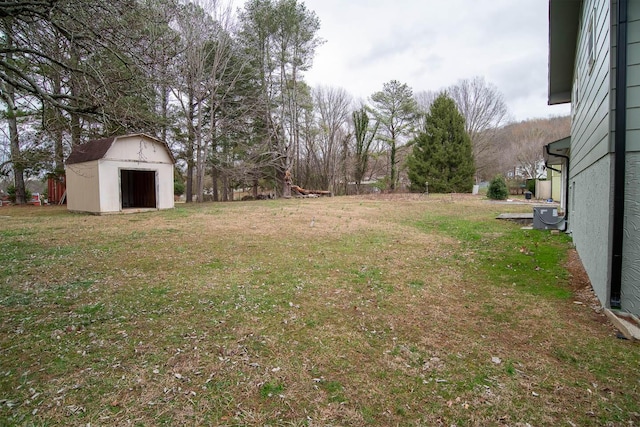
[370,80,418,191]
[407,93,475,193]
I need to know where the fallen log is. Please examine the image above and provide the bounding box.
[291,185,332,197]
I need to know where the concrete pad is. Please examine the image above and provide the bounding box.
[605,309,640,341]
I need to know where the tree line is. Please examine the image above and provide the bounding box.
[0,0,569,204]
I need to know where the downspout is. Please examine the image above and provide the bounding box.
[544,145,570,231]
[611,0,627,309]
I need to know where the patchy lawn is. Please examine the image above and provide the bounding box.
[0,194,638,426]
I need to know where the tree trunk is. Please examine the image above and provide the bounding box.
[283,169,292,198]
[69,47,82,147]
[212,165,219,202]
[1,18,26,204]
[222,173,229,202]
[7,96,26,205]
[1,84,26,204]
[161,84,169,143]
[195,100,204,202]
[390,141,397,191]
[185,88,195,203]
[342,134,349,196]
[51,68,65,172]
[252,178,259,198]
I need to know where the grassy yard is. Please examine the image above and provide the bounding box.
[0,194,638,426]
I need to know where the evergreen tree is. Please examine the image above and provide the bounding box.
[487,175,508,200]
[370,80,418,191]
[407,93,474,193]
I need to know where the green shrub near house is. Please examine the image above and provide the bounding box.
[487,175,508,200]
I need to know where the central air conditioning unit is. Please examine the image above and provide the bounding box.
[533,206,564,230]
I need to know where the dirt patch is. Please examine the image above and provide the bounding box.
[565,248,611,325]
[565,248,592,294]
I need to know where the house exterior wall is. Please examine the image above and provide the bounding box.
[570,156,614,305]
[623,153,640,313]
[66,160,101,213]
[569,0,615,307]
[549,166,562,203]
[620,1,640,314]
[567,0,640,315]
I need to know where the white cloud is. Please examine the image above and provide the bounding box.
[300,0,570,121]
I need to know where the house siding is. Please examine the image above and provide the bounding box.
[549,0,640,316]
[620,1,640,315]
[569,0,614,307]
[623,153,640,313]
[570,0,610,178]
[570,157,614,305]
[549,166,562,203]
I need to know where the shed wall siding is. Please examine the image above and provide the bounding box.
[97,161,123,213]
[66,161,101,213]
[98,160,174,213]
[106,136,173,165]
[569,0,614,307]
[66,135,174,214]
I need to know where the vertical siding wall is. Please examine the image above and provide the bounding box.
[570,0,613,307]
[99,161,174,213]
[624,153,640,313]
[66,161,102,213]
[621,2,640,315]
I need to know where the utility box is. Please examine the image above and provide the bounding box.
[533,206,563,230]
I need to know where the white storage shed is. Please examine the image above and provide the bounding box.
[65,133,175,214]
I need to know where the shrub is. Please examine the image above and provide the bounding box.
[174,180,185,196]
[526,179,536,195]
[7,185,32,203]
[371,176,390,193]
[487,175,508,200]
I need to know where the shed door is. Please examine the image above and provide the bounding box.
[121,170,156,209]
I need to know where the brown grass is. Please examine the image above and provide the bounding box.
[0,194,638,426]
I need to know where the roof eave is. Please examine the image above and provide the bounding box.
[548,0,581,105]
[544,135,571,165]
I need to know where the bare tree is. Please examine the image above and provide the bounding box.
[171,1,228,202]
[497,116,571,179]
[198,0,246,202]
[414,89,438,130]
[312,85,352,192]
[239,0,322,197]
[447,76,509,181]
[351,106,378,194]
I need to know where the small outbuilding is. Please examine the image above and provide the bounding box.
[65,133,175,214]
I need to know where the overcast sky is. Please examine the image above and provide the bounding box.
[282,0,571,122]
